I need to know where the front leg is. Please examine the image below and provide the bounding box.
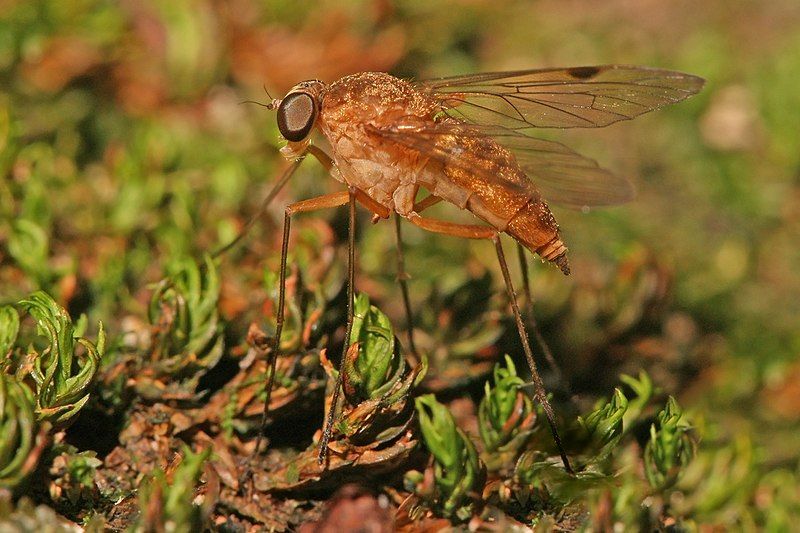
[213,158,305,258]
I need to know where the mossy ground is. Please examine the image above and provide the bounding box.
[1,1,799,530]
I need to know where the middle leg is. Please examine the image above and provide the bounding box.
[394,214,419,360]
[392,194,444,359]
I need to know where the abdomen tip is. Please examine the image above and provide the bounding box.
[554,254,570,275]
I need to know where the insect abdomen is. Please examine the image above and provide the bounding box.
[504,197,570,275]
[446,164,570,275]
[419,127,571,274]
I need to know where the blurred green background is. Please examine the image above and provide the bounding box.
[1,0,799,527]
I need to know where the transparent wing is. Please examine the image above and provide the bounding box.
[368,118,635,209]
[491,130,635,208]
[418,65,705,129]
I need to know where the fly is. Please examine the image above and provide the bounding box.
[244,65,704,476]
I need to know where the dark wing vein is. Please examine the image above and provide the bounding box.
[419,65,705,129]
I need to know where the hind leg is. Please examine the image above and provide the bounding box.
[406,213,573,473]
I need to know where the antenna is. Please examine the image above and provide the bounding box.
[239,84,281,110]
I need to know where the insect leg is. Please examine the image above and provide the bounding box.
[353,189,391,219]
[412,194,443,213]
[250,191,350,462]
[406,213,497,239]
[393,214,419,360]
[392,194,444,358]
[516,243,563,380]
[498,239,573,474]
[318,189,358,465]
[213,158,303,259]
[406,213,573,473]
[306,144,334,171]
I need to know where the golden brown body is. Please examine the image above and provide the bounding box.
[317,72,568,271]
[259,64,703,472]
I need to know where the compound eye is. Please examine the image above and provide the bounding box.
[277,92,316,142]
